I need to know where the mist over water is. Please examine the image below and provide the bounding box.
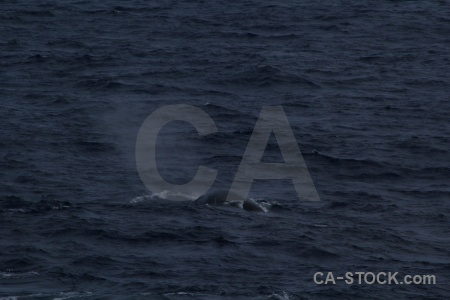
[1,0,449,299]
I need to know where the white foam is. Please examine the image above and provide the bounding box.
[153,190,198,201]
[270,291,292,300]
[130,190,199,203]
[0,271,39,279]
[52,291,93,300]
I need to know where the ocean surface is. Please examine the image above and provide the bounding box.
[1,0,449,299]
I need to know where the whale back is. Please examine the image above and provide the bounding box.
[194,190,266,212]
[242,198,266,212]
[194,190,242,205]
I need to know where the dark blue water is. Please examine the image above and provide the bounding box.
[1,1,449,299]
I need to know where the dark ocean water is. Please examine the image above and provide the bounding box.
[1,0,449,299]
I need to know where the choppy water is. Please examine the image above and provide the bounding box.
[1,0,449,299]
